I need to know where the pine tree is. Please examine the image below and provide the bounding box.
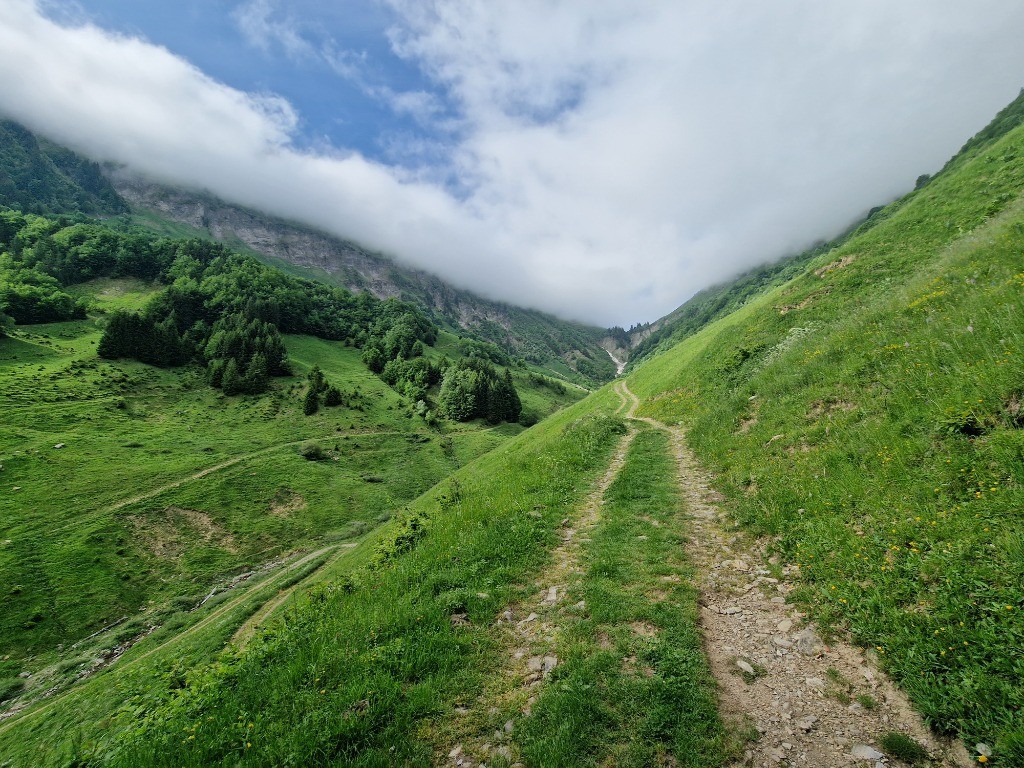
[207,358,226,388]
[324,386,343,407]
[303,386,320,415]
[308,364,327,394]
[221,358,242,396]
[501,369,522,422]
[243,352,269,394]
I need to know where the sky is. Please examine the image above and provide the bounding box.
[2,1,1024,327]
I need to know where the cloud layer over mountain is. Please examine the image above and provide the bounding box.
[3,0,1024,326]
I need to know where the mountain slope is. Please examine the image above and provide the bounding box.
[629,105,1024,762]
[109,172,616,386]
[46,89,1023,766]
[0,119,614,386]
[0,120,127,217]
[625,87,1024,371]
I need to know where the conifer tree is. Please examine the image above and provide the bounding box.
[243,352,269,394]
[221,358,242,396]
[303,386,319,415]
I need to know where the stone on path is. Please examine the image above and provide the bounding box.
[793,627,825,656]
[736,659,755,676]
[850,744,885,760]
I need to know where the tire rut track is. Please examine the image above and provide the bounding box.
[441,386,639,768]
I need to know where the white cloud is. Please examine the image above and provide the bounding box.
[233,0,316,60]
[3,0,1024,327]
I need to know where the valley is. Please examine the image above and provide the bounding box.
[1,65,1024,768]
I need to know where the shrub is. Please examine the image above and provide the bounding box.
[298,440,328,461]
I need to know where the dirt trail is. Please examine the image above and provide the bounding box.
[230,542,358,648]
[442,388,639,767]
[0,544,340,734]
[619,381,972,767]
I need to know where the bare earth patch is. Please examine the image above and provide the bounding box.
[815,254,857,277]
[268,488,306,517]
[131,506,237,558]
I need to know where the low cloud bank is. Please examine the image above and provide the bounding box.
[2,0,1024,327]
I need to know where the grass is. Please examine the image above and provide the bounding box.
[80,387,627,766]
[0,278,585,764]
[879,731,930,763]
[514,427,729,767]
[628,116,1024,762]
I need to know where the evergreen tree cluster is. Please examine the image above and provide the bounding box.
[96,311,186,367]
[0,206,439,396]
[205,314,287,395]
[437,358,522,424]
[302,365,345,415]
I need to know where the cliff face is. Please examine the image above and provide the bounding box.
[111,172,616,384]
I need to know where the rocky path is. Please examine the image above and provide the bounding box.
[619,381,972,768]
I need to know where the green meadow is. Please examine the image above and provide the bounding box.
[0,277,586,761]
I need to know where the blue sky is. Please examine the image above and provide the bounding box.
[56,1,449,163]
[5,1,1024,326]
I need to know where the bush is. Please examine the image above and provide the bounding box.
[298,440,328,461]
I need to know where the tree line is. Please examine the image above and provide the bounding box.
[0,206,525,424]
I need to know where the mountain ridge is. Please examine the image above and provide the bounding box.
[107,170,617,385]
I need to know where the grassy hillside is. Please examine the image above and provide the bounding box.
[627,88,1024,372]
[4,92,1024,768]
[629,112,1024,763]
[0,272,583,749]
[47,91,1024,766]
[0,381,625,764]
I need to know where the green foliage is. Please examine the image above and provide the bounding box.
[371,509,429,567]
[0,273,86,324]
[323,385,342,407]
[0,206,442,396]
[879,732,929,763]
[302,385,319,415]
[437,358,522,424]
[98,310,186,367]
[298,440,328,461]
[0,120,128,216]
[457,336,510,366]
